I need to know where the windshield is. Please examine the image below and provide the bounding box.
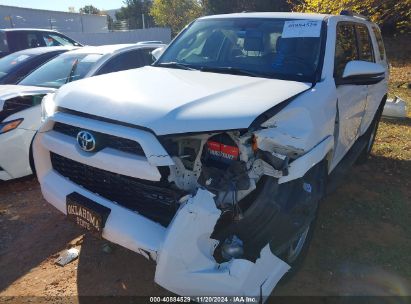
[19,53,103,88]
[0,52,34,79]
[157,18,324,82]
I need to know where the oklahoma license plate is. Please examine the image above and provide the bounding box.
[66,192,111,238]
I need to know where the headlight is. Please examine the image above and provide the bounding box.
[0,118,24,134]
[41,93,56,122]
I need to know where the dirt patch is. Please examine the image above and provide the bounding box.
[0,177,170,298]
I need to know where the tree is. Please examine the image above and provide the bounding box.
[288,0,411,34]
[202,0,291,15]
[116,0,156,29]
[150,0,202,35]
[79,5,101,15]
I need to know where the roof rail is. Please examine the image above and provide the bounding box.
[340,10,369,20]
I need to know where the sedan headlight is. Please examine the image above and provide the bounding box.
[0,118,24,134]
[41,93,56,122]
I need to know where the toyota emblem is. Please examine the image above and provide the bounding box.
[76,130,96,152]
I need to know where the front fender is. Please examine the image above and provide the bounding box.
[279,136,334,184]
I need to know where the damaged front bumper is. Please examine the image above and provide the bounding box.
[37,167,290,297]
[155,189,290,297]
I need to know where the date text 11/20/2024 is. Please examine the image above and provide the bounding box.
[150,296,259,303]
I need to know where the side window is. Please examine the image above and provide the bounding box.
[96,50,146,75]
[40,33,77,46]
[355,24,374,62]
[139,48,156,65]
[334,23,358,78]
[27,32,43,48]
[372,26,386,60]
[7,32,30,51]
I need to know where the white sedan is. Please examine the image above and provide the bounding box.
[0,42,165,180]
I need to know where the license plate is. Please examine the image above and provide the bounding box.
[66,192,111,238]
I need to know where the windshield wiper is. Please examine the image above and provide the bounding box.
[156,62,197,71]
[198,66,266,78]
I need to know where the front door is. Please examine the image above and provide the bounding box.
[332,22,369,167]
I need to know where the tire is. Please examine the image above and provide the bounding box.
[278,208,318,284]
[276,161,327,283]
[355,98,386,165]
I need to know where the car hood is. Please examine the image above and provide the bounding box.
[0,85,56,110]
[54,66,311,135]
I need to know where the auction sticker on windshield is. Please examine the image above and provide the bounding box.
[282,20,322,38]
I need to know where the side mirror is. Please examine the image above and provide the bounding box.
[337,60,385,85]
[152,47,166,61]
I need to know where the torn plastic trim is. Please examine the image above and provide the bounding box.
[155,188,290,297]
[279,136,333,184]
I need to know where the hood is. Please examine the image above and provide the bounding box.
[0,85,56,110]
[54,66,311,135]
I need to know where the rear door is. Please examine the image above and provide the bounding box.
[359,24,388,134]
[332,22,368,165]
[7,31,45,52]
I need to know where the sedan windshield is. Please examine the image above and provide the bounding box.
[157,18,324,82]
[0,52,34,79]
[19,53,103,88]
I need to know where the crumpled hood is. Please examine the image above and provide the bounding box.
[0,85,56,110]
[54,66,311,135]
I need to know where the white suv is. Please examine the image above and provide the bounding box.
[34,12,388,298]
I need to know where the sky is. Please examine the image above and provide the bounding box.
[0,0,124,11]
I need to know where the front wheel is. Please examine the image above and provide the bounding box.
[285,225,311,264]
[278,209,318,284]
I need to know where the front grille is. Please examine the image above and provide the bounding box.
[51,153,185,226]
[53,122,145,156]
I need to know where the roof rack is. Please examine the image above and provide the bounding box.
[340,10,369,20]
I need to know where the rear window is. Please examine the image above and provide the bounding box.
[355,24,374,62]
[372,26,386,60]
[0,52,34,78]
